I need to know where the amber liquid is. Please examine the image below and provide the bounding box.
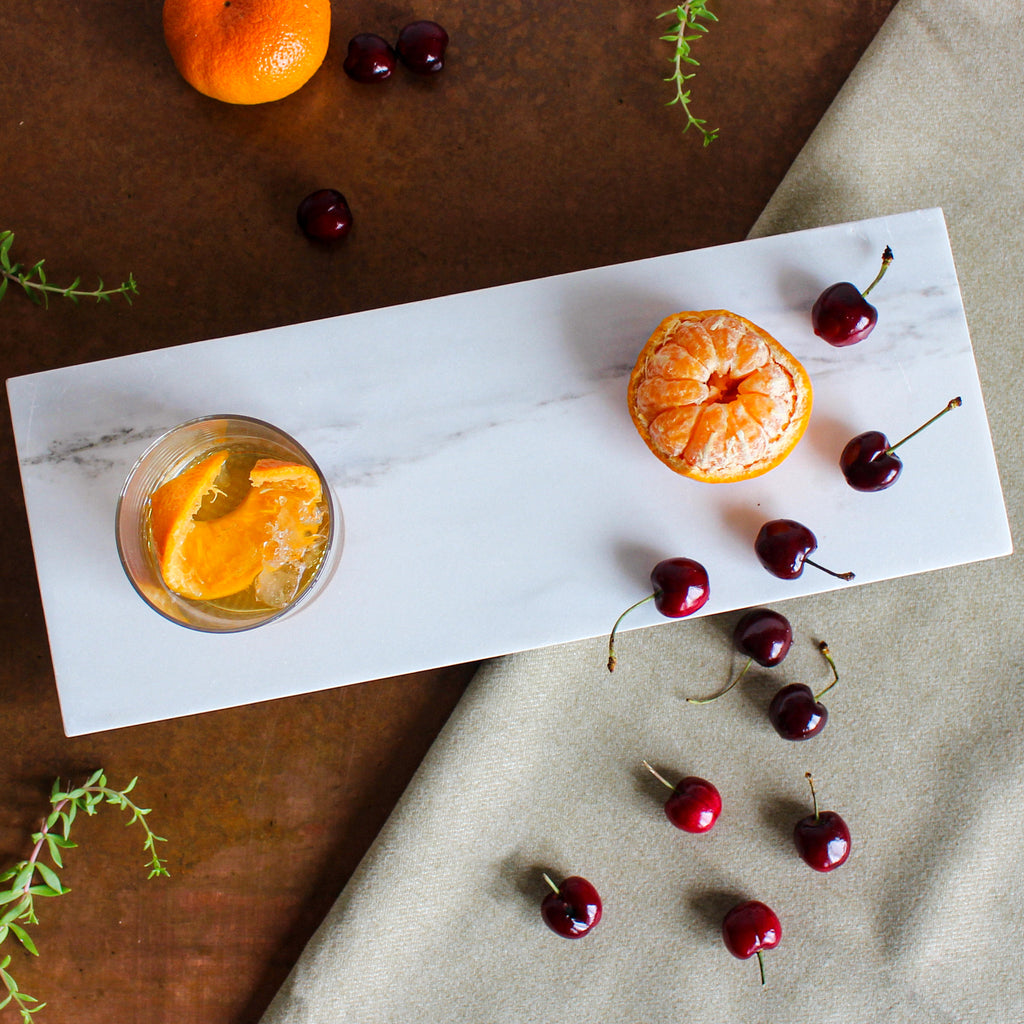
[145,447,331,616]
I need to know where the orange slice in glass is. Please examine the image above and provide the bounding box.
[149,451,325,601]
[627,310,813,483]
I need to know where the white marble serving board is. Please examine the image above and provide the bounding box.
[7,208,1012,736]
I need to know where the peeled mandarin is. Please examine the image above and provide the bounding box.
[627,310,813,483]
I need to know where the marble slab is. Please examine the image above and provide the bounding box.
[7,208,1011,736]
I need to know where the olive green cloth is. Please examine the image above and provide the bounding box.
[261,1,1024,1020]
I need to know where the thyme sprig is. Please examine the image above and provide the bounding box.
[658,1,719,146]
[0,230,138,308]
[0,771,169,1022]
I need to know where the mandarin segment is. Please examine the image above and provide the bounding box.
[628,310,813,483]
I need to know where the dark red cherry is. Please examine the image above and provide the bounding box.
[297,189,353,242]
[794,773,851,871]
[722,900,781,986]
[687,607,792,705]
[540,873,602,938]
[643,762,721,833]
[396,20,449,74]
[650,558,711,617]
[840,397,962,492]
[812,246,893,347]
[839,430,900,490]
[811,282,876,347]
[607,557,710,671]
[768,683,827,740]
[343,33,397,83]
[754,520,854,582]
[734,608,792,667]
[768,642,840,741]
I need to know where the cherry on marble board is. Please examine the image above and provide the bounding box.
[840,397,962,491]
[768,641,840,741]
[754,520,854,582]
[642,761,721,833]
[722,899,781,986]
[540,873,602,938]
[812,246,893,347]
[793,772,851,871]
[607,557,710,671]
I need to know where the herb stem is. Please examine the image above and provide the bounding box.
[0,772,168,1021]
[658,2,719,146]
[0,230,138,308]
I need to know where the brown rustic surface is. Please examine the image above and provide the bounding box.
[0,1,897,1021]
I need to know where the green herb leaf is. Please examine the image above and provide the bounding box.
[7,925,38,957]
[32,864,64,895]
[0,903,28,928]
[26,886,61,898]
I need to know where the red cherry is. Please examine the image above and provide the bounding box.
[297,189,353,242]
[396,20,449,74]
[768,641,840,741]
[722,900,781,986]
[607,558,710,671]
[343,33,397,83]
[754,520,854,582]
[540,873,602,938]
[768,683,827,739]
[642,761,721,833]
[840,397,962,492]
[687,607,792,706]
[794,772,851,871]
[734,608,792,667]
[839,430,900,491]
[812,246,893,347]
[649,557,711,617]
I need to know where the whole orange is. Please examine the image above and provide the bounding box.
[162,0,331,105]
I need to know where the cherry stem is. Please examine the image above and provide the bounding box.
[542,872,560,895]
[805,771,820,821]
[884,396,962,455]
[607,592,656,672]
[813,641,840,699]
[756,949,766,986]
[803,558,855,582]
[642,760,675,791]
[686,658,751,705]
[861,245,894,298]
